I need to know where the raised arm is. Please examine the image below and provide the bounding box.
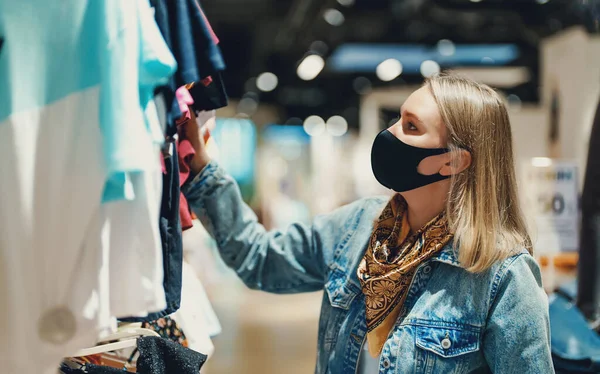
[182,161,368,294]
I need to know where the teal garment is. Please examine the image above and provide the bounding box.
[102,0,177,202]
[0,0,176,203]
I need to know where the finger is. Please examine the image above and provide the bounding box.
[202,128,210,144]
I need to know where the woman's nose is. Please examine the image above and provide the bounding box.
[387,121,403,139]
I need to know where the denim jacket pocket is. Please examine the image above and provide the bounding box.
[415,322,480,358]
[325,269,360,310]
[413,322,482,373]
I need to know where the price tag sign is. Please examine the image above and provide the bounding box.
[523,159,579,253]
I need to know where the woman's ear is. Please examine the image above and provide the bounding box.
[439,149,471,176]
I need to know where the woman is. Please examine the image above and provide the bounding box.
[182,73,553,373]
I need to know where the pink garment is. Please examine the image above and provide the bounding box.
[160,150,166,174]
[175,105,215,231]
[201,76,213,87]
[175,86,194,120]
[176,138,195,231]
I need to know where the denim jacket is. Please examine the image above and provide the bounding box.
[182,162,554,374]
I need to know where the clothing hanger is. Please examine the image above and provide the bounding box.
[71,327,160,357]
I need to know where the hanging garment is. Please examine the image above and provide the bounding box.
[121,141,184,322]
[59,337,206,373]
[151,0,228,119]
[137,336,207,374]
[142,316,189,347]
[121,0,227,324]
[171,261,220,357]
[188,72,228,111]
[177,115,197,231]
[60,363,126,374]
[103,169,166,319]
[0,1,175,373]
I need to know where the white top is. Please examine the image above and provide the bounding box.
[358,342,381,374]
[0,1,174,373]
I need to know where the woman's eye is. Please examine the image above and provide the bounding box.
[407,122,417,131]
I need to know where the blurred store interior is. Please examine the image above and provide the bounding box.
[176,0,600,373]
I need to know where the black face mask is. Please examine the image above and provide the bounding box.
[371,129,450,192]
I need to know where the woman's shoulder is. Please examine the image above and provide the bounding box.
[320,195,389,230]
[317,196,389,275]
[487,250,545,307]
[338,195,389,212]
[492,250,540,283]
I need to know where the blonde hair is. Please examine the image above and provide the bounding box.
[425,72,532,273]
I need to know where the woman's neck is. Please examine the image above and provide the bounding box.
[400,180,449,232]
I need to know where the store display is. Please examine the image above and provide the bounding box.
[4,0,592,373]
[122,0,229,322]
[0,1,175,372]
[0,0,224,372]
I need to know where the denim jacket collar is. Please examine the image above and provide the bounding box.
[431,243,462,267]
[430,243,530,268]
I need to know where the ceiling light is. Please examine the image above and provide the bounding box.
[297,55,325,81]
[326,116,349,137]
[437,39,456,56]
[303,116,326,136]
[451,67,530,87]
[237,96,258,115]
[285,117,303,126]
[507,94,522,111]
[470,0,482,2]
[353,76,372,94]
[536,0,549,4]
[256,72,278,92]
[309,40,329,55]
[420,60,440,78]
[337,0,355,6]
[323,9,345,26]
[531,157,553,168]
[376,59,403,81]
[244,77,257,92]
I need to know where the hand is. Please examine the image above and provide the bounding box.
[180,106,211,174]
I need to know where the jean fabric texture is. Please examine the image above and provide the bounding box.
[182,161,554,374]
[153,143,184,319]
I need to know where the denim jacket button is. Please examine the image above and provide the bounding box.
[423,265,432,274]
[382,358,391,368]
[441,337,452,349]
